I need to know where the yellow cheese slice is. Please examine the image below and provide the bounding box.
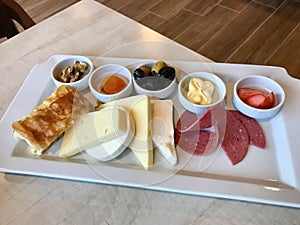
[59,107,128,158]
[98,95,153,169]
[151,99,177,165]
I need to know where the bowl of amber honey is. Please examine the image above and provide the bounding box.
[89,64,133,103]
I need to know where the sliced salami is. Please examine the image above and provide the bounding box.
[175,109,215,133]
[198,110,214,129]
[175,107,265,165]
[221,110,249,165]
[229,110,266,149]
[175,110,200,133]
[175,129,219,156]
[175,107,224,156]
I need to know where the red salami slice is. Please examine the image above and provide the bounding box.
[199,110,214,129]
[175,129,219,155]
[176,110,200,133]
[175,107,260,165]
[175,108,224,155]
[229,110,266,149]
[222,110,249,165]
[175,109,213,133]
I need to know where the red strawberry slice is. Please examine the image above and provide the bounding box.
[259,92,275,109]
[245,92,275,109]
[238,88,265,102]
[245,94,266,108]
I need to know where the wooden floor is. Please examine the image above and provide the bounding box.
[14,0,300,78]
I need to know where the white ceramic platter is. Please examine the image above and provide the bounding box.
[1,55,300,208]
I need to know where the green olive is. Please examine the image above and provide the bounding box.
[151,61,166,76]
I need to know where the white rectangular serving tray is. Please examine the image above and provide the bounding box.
[1,55,300,208]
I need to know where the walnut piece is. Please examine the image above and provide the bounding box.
[58,61,89,83]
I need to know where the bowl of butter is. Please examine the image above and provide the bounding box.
[178,72,226,116]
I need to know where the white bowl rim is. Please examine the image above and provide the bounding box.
[233,75,286,112]
[133,75,176,94]
[51,56,93,85]
[89,63,133,97]
[132,62,177,94]
[178,71,227,108]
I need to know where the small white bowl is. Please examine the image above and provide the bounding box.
[51,56,93,91]
[132,62,177,99]
[133,77,176,99]
[233,75,285,120]
[89,64,133,103]
[178,72,226,116]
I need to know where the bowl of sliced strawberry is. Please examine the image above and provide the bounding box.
[233,75,285,120]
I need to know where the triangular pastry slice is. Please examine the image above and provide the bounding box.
[12,85,93,155]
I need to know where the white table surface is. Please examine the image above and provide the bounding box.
[0,0,299,224]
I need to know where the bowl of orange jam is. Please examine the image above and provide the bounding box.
[89,64,133,103]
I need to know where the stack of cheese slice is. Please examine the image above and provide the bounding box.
[97,95,153,169]
[59,94,177,169]
[59,107,130,158]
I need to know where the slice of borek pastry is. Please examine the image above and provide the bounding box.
[12,85,93,155]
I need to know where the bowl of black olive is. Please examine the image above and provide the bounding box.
[132,60,177,99]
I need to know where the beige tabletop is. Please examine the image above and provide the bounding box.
[0,0,299,224]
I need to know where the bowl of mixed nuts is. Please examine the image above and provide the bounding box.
[51,56,93,91]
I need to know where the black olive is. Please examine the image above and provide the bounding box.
[133,68,147,80]
[140,66,151,76]
[157,66,175,81]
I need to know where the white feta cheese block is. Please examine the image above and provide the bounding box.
[151,99,177,166]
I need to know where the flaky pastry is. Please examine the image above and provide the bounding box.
[12,85,93,155]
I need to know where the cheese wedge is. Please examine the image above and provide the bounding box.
[151,100,177,165]
[59,107,128,158]
[97,95,153,169]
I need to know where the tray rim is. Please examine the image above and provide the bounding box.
[1,54,300,208]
